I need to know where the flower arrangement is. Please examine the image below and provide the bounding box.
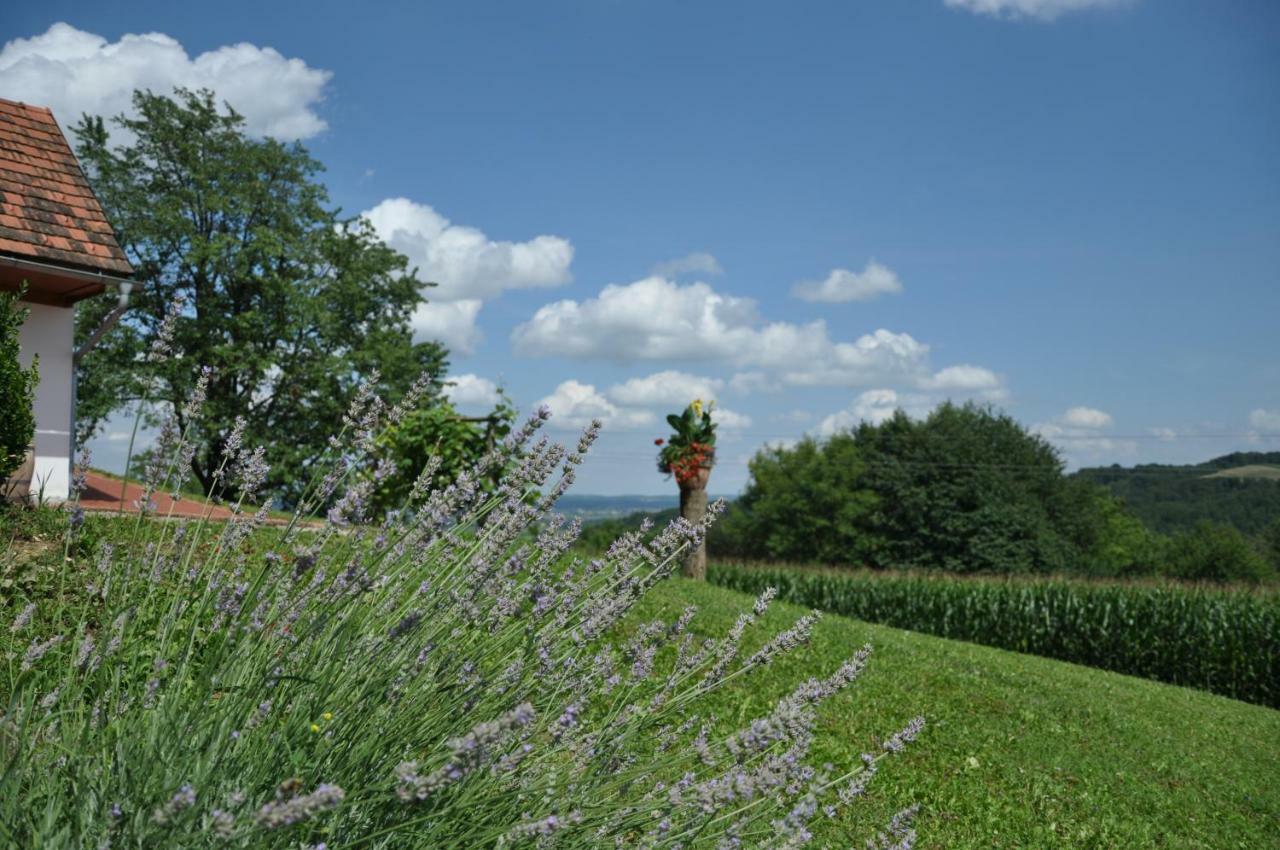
[0,316,923,847]
[656,399,718,486]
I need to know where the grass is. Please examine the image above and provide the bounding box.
[634,578,1280,849]
[5,507,1277,847]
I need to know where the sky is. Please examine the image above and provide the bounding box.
[3,0,1278,495]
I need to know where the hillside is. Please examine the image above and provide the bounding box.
[637,579,1280,849]
[1073,451,1280,535]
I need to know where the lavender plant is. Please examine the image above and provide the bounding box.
[1,352,923,848]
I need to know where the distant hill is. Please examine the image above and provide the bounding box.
[556,493,733,522]
[1073,452,1280,535]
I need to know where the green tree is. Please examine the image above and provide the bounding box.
[71,89,449,504]
[847,403,1085,573]
[369,395,516,516]
[1161,521,1274,584]
[720,434,880,565]
[0,290,38,480]
[726,402,1155,575]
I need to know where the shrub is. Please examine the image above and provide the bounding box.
[0,289,37,481]
[0,363,924,847]
[1160,520,1275,584]
[710,563,1280,707]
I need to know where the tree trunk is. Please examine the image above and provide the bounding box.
[679,472,710,580]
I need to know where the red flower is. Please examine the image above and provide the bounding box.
[654,438,664,445]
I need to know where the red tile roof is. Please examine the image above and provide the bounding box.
[0,97,133,278]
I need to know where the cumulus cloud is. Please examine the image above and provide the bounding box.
[816,389,937,436]
[0,23,330,140]
[444,374,501,411]
[410,300,483,355]
[606,371,725,408]
[920,364,1005,397]
[711,407,753,430]
[1249,409,1280,432]
[730,372,778,394]
[536,380,655,431]
[1034,406,1134,463]
[512,277,756,361]
[651,252,723,279]
[943,0,1130,21]
[791,261,903,303]
[512,276,938,388]
[1061,406,1113,429]
[362,198,573,303]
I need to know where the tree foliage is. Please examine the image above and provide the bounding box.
[1160,521,1274,584]
[369,395,516,516]
[718,435,880,564]
[0,290,37,481]
[0,290,37,483]
[1073,453,1280,536]
[71,89,451,504]
[723,402,1162,575]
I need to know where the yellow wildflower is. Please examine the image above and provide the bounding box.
[322,712,333,721]
[310,724,321,733]
[691,399,703,417]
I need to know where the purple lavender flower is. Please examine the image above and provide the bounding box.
[255,783,344,829]
[10,602,36,634]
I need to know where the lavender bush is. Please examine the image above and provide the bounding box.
[1,347,922,847]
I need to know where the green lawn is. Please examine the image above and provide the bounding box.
[634,578,1280,849]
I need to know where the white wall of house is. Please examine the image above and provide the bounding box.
[15,302,73,503]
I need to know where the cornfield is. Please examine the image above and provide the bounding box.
[709,563,1280,708]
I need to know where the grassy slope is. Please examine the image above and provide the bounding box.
[634,578,1280,849]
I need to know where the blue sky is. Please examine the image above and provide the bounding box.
[4,0,1278,494]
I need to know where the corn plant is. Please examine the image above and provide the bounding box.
[710,563,1280,707]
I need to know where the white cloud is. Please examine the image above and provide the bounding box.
[0,23,330,140]
[1248,409,1280,432]
[536,380,655,431]
[444,374,501,411]
[606,371,725,408]
[363,198,573,303]
[730,371,778,394]
[410,300,483,355]
[1148,426,1178,441]
[513,277,757,361]
[791,261,903,303]
[816,388,937,436]
[711,407,753,430]
[1061,406,1113,429]
[512,276,937,388]
[943,0,1130,22]
[651,252,723,279]
[920,364,1005,397]
[1034,407,1134,463]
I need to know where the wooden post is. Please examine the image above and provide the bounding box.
[678,465,711,580]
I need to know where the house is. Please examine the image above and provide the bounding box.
[0,97,133,503]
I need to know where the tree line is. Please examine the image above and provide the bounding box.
[582,403,1278,583]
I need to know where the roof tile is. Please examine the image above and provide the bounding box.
[0,97,133,277]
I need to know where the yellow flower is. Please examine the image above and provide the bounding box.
[691,399,703,417]
[322,712,333,721]
[310,724,321,733]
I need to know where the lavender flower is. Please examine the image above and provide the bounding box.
[152,783,196,824]
[255,783,345,829]
[9,602,35,634]
[147,295,185,364]
[21,635,63,671]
